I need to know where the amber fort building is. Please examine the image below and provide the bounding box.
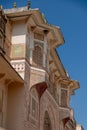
[0,3,83,130]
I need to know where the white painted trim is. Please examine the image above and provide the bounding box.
[31,66,45,72]
[34,39,44,44]
[11,59,25,63]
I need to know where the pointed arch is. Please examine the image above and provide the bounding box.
[28,82,47,124]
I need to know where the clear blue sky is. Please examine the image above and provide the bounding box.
[0,0,87,129]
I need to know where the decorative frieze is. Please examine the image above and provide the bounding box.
[32,43,43,68]
[11,62,25,72]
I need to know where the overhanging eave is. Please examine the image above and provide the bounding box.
[0,53,24,84]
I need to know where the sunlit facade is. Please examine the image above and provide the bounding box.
[0,4,83,130]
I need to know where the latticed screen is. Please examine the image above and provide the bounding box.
[33,45,43,68]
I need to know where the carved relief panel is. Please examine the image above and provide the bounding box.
[11,44,25,59]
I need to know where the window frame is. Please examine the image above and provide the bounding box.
[32,39,44,68]
[29,92,39,122]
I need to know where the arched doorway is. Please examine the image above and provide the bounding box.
[44,111,52,130]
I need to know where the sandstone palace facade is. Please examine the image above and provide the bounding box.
[0,4,83,130]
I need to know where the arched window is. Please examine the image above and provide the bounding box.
[44,111,52,130]
[28,88,39,124]
[33,45,43,68]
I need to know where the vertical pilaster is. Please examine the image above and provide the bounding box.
[43,34,47,67]
[29,31,34,64]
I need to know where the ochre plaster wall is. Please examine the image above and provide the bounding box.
[6,85,25,130]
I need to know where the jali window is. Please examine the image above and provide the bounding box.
[33,44,43,68]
